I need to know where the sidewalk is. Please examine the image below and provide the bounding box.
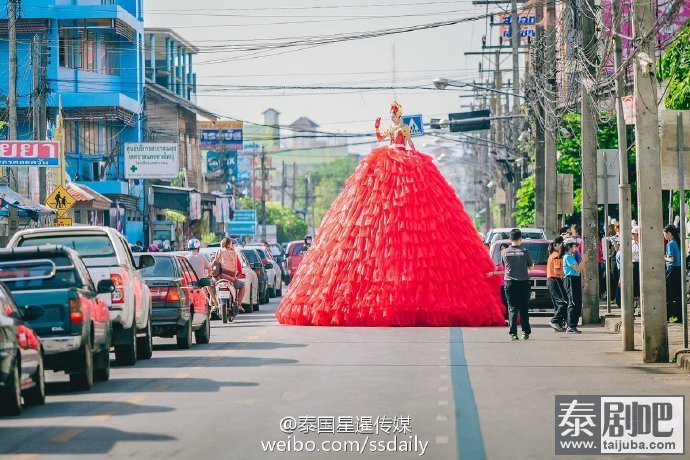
[601,306,690,371]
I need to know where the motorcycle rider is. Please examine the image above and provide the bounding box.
[216,237,247,312]
[187,239,218,310]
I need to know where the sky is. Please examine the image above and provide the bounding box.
[143,0,511,149]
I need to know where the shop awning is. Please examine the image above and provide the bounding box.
[0,186,56,221]
[67,182,113,211]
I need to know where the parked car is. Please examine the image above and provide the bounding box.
[285,240,306,283]
[0,246,115,391]
[0,283,45,416]
[238,248,268,308]
[489,239,552,310]
[134,253,212,349]
[484,228,547,247]
[198,247,259,314]
[268,244,289,286]
[246,246,283,297]
[8,226,154,366]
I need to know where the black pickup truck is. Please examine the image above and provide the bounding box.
[0,246,116,391]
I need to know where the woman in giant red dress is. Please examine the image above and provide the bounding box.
[275,100,505,326]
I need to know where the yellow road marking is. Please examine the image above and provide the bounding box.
[175,373,191,379]
[247,335,259,340]
[224,349,236,355]
[51,428,82,443]
[151,384,169,392]
[9,455,38,460]
[191,365,206,371]
[89,413,115,422]
[127,395,148,404]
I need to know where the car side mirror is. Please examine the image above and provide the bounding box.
[138,255,155,270]
[198,277,213,288]
[252,263,262,270]
[264,263,273,270]
[20,305,44,321]
[97,279,116,294]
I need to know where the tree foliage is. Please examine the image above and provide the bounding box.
[659,23,690,110]
[515,175,535,226]
[295,158,357,227]
[235,198,306,242]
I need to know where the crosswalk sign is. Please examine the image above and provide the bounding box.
[402,114,424,137]
[46,185,76,218]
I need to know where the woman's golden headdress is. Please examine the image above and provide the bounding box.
[390,100,403,116]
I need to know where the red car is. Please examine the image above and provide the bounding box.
[489,239,552,310]
[135,253,212,349]
[285,240,306,283]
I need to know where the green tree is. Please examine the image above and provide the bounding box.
[659,23,690,110]
[295,158,357,227]
[514,175,535,226]
[266,202,308,242]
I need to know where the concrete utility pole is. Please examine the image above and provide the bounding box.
[494,52,506,226]
[260,146,267,241]
[291,162,297,211]
[613,0,634,351]
[280,161,286,207]
[533,3,545,229]
[510,0,521,228]
[580,0,600,325]
[543,0,558,238]
[7,0,18,190]
[33,35,48,202]
[633,0,668,363]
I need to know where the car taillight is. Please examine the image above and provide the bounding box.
[150,286,168,301]
[165,286,181,303]
[69,297,84,325]
[16,325,28,348]
[110,274,125,304]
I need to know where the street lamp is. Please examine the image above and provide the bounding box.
[432,77,524,99]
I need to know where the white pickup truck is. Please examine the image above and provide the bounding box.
[7,226,153,366]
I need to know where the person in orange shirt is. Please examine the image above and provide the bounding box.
[547,236,568,331]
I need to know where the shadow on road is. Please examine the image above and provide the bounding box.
[138,356,298,368]
[46,378,258,395]
[203,341,307,350]
[0,427,175,455]
[9,401,175,418]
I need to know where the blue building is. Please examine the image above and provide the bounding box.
[0,0,146,241]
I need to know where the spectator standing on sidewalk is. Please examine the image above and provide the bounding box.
[487,229,534,341]
[664,224,683,322]
[548,236,568,331]
[563,238,590,334]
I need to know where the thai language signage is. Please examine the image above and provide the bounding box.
[124,143,179,180]
[0,141,60,167]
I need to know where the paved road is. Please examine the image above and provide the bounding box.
[1,299,690,460]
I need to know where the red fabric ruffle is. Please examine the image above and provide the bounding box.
[275,146,505,327]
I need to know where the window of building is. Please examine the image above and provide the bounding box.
[101,35,120,76]
[64,120,123,156]
[59,28,81,69]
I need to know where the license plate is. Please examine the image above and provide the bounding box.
[217,290,231,299]
[530,291,536,301]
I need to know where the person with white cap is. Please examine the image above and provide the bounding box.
[563,238,590,333]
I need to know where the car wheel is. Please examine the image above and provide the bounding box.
[195,314,211,344]
[23,352,46,406]
[94,340,111,383]
[137,315,153,360]
[0,358,22,416]
[70,341,94,391]
[243,287,253,314]
[177,318,192,349]
[115,326,137,366]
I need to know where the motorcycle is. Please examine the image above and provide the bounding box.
[215,279,239,323]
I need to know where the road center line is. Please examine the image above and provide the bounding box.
[89,413,115,422]
[152,384,169,391]
[51,428,82,443]
[175,373,191,379]
[127,395,148,404]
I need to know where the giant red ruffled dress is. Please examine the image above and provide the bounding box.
[275,118,505,327]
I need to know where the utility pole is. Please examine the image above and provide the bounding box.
[613,0,634,351]
[494,51,506,226]
[291,162,297,211]
[32,35,48,202]
[280,160,286,207]
[39,34,47,201]
[633,0,668,363]
[510,0,521,227]
[580,0,600,325]
[543,0,558,238]
[533,3,545,228]
[304,174,310,229]
[260,145,267,241]
[7,0,19,191]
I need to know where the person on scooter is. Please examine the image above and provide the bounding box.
[216,237,247,312]
[187,238,217,310]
